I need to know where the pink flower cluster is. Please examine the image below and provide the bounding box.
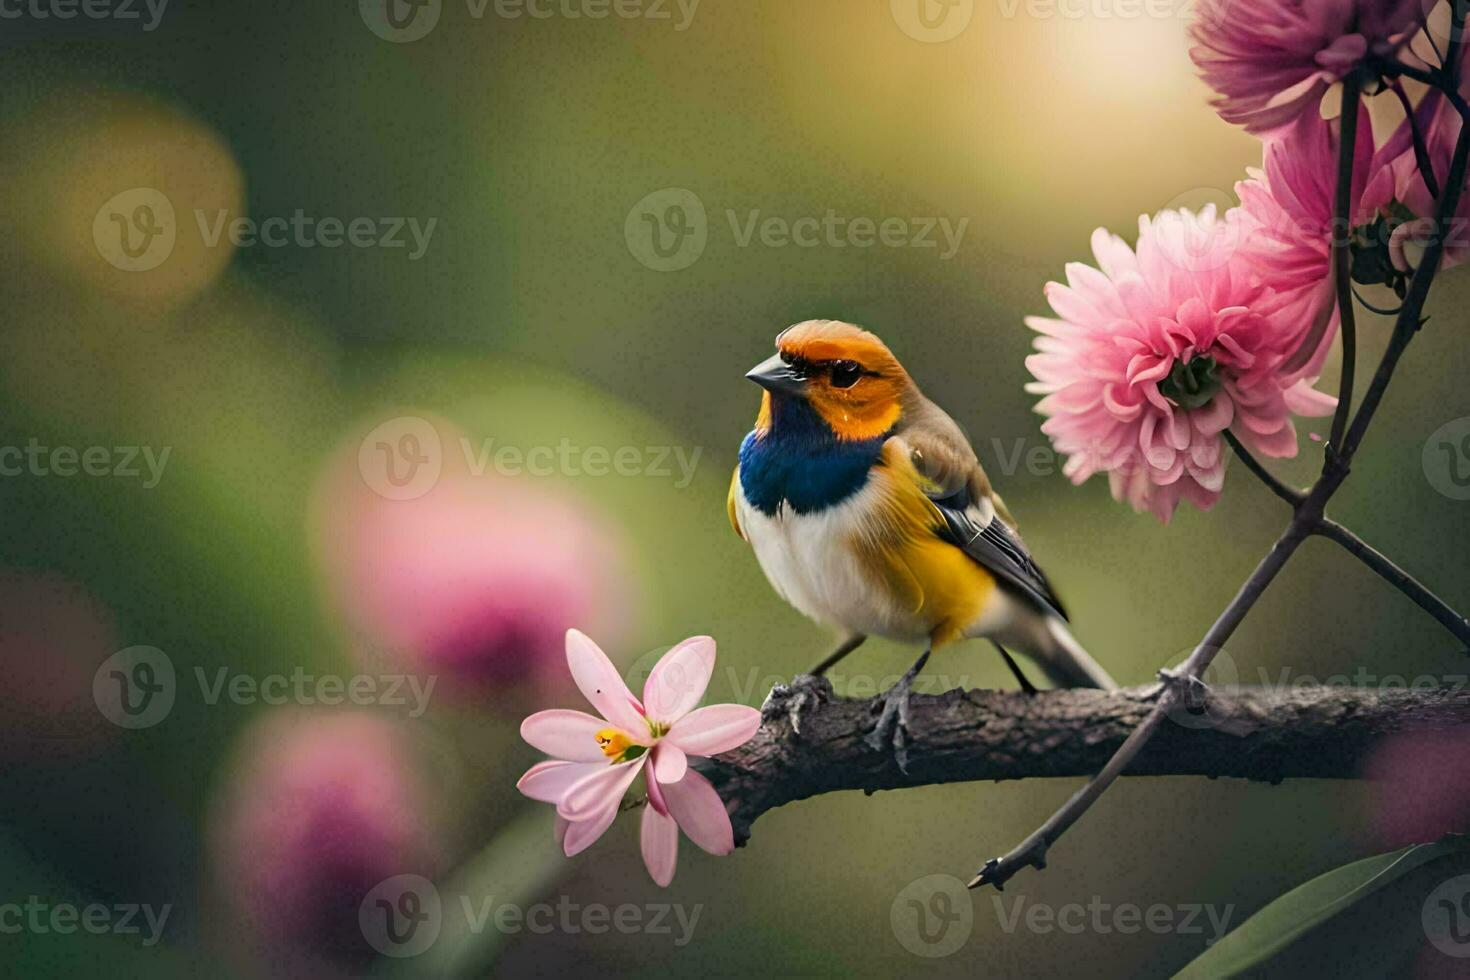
[518,630,761,886]
[1190,0,1428,133]
[1028,1,1463,521]
[1027,207,1337,521]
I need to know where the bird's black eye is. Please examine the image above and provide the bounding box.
[829,360,862,388]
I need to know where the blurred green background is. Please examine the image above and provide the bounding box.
[2,1,1470,977]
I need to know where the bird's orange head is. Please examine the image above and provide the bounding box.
[745,320,909,441]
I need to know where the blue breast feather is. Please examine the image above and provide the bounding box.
[738,398,887,515]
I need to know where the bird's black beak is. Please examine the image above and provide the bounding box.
[745,353,808,398]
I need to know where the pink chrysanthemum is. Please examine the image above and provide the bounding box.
[1236,103,1395,375]
[1026,207,1337,522]
[1190,0,1429,133]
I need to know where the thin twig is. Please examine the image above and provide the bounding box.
[1314,519,1470,649]
[1223,430,1305,507]
[1328,75,1362,454]
[1390,79,1442,199]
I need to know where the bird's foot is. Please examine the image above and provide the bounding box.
[864,650,930,773]
[760,673,832,737]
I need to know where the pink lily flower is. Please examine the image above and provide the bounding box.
[516,629,761,886]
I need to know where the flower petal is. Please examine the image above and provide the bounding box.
[520,709,613,763]
[640,804,679,887]
[653,741,688,784]
[563,802,618,857]
[642,635,716,724]
[662,769,734,856]
[565,629,647,735]
[557,756,646,822]
[665,704,762,757]
[646,763,669,815]
[517,760,604,804]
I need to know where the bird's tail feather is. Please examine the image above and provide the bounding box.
[1038,618,1117,690]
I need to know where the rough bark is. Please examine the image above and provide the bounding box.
[698,676,1470,844]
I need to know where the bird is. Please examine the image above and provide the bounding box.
[727,319,1115,769]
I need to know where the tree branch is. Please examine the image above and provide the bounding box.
[700,676,1470,845]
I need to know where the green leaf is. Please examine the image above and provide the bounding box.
[1174,835,1470,980]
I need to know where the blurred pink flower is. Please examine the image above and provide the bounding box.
[313,429,638,702]
[209,710,439,972]
[1236,103,1395,375]
[517,629,760,887]
[1363,728,1470,849]
[1026,206,1337,522]
[1190,0,1428,133]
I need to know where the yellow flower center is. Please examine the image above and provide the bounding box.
[595,728,634,761]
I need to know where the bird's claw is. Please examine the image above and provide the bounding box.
[865,674,918,773]
[760,674,832,737]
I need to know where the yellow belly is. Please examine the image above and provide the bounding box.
[854,443,996,648]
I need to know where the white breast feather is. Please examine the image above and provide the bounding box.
[734,473,931,642]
